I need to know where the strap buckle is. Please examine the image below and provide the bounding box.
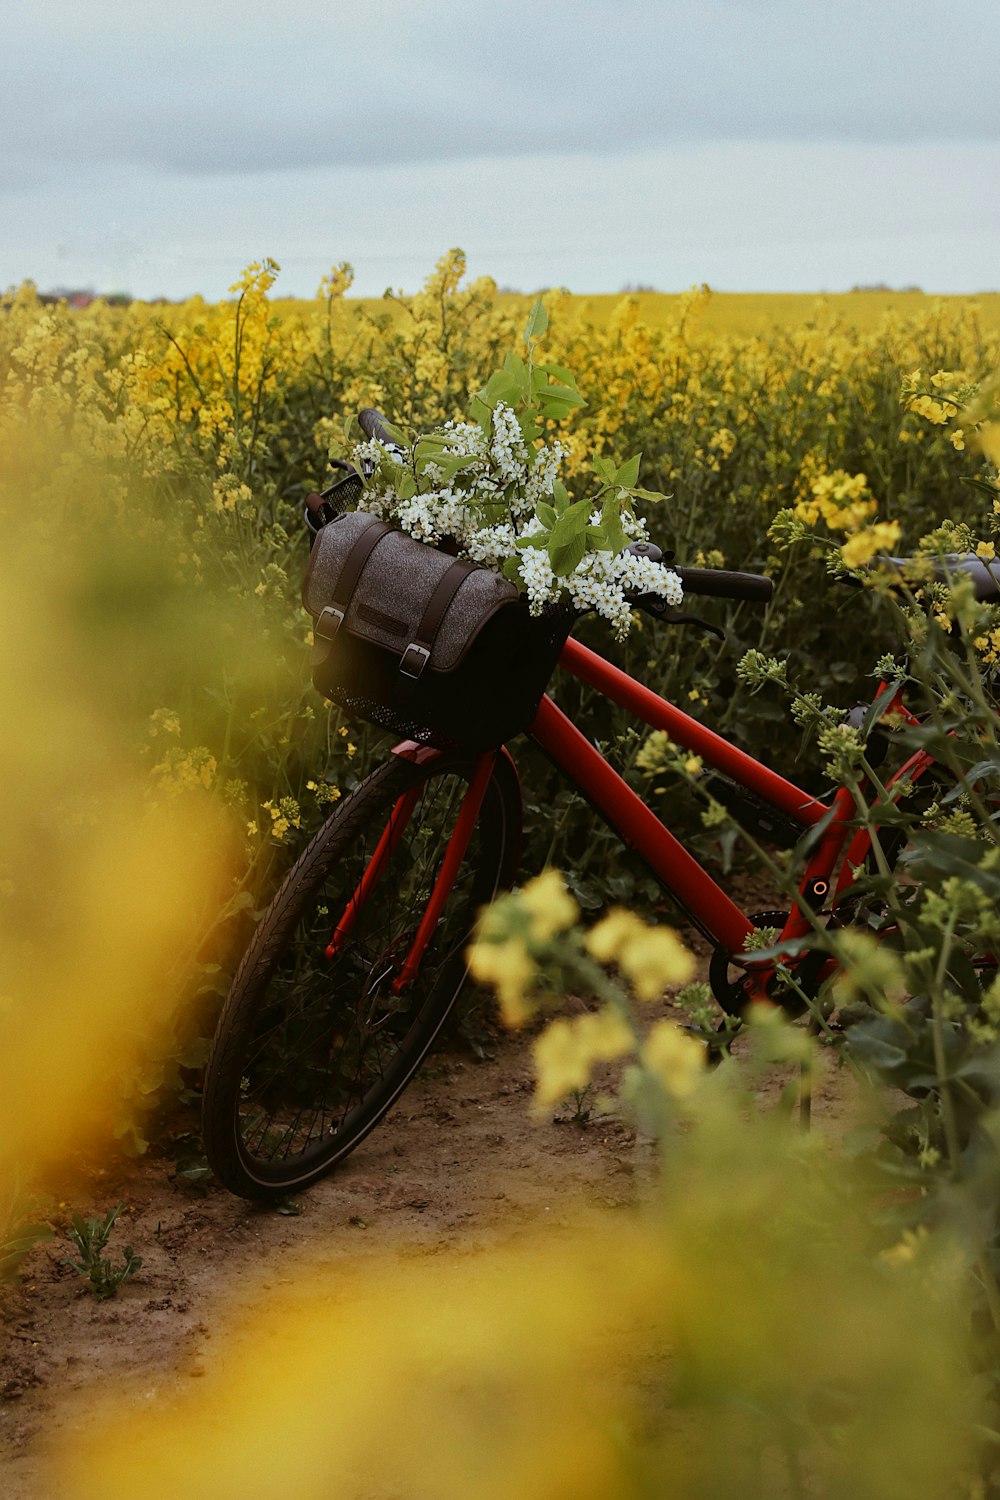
[316,605,345,640]
[399,642,431,679]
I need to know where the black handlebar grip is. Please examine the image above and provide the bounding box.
[358,407,396,445]
[673,567,774,604]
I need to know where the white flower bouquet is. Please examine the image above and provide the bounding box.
[342,300,682,638]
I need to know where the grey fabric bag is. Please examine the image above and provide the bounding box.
[303,512,518,674]
[302,513,573,749]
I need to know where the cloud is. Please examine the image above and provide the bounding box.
[3,0,998,183]
[5,141,998,300]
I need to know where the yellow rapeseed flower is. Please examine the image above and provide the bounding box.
[841,520,901,570]
[532,1007,634,1108]
[978,422,1000,466]
[641,1020,706,1099]
[620,925,696,1000]
[586,909,695,1000]
[518,869,579,943]
[467,935,537,1028]
[585,908,646,964]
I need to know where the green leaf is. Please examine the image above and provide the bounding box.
[600,494,630,555]
[378,418,408,448]
[552,478,571,514]
[548,497,592,577]
[502,556,523,583]
[542,363,580,389]
[616,453,641,489]
[536,502,558,529]
[592,456,618,487]
[502,353,530,400]
[468,394,493,430]
[175,1161,213,1184]
[550,531,589,577]
[960,475,1000,500]
[434,454,479,482]
[549,496,592,543]
[537,382,586,411]
[473,369,521,412]
[524,297,548,343]
[413,435,451,465]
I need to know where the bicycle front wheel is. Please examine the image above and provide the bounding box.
[202,750,521,1200]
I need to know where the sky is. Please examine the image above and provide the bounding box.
[3,0,999,299]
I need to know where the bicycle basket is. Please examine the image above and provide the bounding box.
[302,512,575,750]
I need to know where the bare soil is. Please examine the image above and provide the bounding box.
[0,916,858,1498]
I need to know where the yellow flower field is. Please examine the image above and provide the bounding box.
[3,250,1000,1498]
[1,248,998,1165]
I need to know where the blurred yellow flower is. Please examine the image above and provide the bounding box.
[841,520,901,570]
[585,908,646,964]
[533,1007,633,1108]
[467,935,537,1028]
[978,421,1000,466]
[880,1228,927,1268]
[641,1020,706,1099]
[586,909,694,1000]
[519,868,579,943]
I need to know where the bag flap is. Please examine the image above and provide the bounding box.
[303,512,520,671]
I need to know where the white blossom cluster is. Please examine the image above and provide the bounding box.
[350,404,682,637]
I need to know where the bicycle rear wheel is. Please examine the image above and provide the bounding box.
[202,750,521,1200]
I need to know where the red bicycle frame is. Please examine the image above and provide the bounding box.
[529,638,934,996]
[363,634,934,1001]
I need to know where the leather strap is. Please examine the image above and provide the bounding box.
[399,558,473,678]
[333,519,393,613]
[313,519,393,659]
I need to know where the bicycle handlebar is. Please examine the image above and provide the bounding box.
[670,566,773,604]
[358,407,397,446]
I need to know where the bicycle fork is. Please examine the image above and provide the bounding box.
[323,749,497,991]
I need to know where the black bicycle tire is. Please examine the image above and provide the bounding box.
[202,751,521,1200]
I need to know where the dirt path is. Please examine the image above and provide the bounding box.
[0,1023,655,1495]
[0,995,861,1500]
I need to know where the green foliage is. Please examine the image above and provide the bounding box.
[0,1186,52,1284]
[62,1203,143,1300]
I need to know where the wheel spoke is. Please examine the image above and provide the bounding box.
[203,756,511,1198]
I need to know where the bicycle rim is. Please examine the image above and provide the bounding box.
[203,754,516,1198]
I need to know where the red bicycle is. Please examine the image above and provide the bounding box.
[201,543,972,1200]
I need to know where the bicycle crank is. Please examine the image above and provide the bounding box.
[708,910,825,1019]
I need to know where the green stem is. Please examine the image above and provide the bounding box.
[931,908,963,1169]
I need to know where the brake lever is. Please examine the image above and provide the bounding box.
[635,594,726,640]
